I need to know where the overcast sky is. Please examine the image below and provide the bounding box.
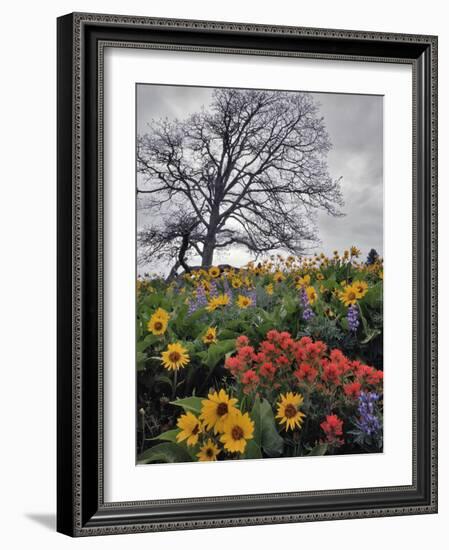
[136,84,383,275]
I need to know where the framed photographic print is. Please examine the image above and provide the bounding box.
[57,12,438,536]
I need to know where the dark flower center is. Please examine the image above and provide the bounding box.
[154,321,163,331]
[231,426,244,440]
[348,292,356,301]
[284,404,297,418]
[206,448,214,457]
[169,351,181,363]
[216,403,228,416]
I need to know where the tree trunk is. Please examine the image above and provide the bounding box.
[166,260,180,283]
[201,209,219,267]
[201,239,215,267]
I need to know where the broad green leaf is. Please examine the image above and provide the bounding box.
[136,333,160,353]
[218,328,240,340]
[251,397,262,447]
[149,428,180,442]
[154,374,173,389]
[360,328,381,344]
[308,443,328,456]
[363,282,383,308]
[170,396,203,415]
[136,351,148,372]
[242,439,263,460]
[251,398,284,458]
[205,339,236,369]
[137,442,192,464]
[357,303,381,343]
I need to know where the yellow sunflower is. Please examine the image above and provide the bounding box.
[152,307,170,322]
[265,283,274,295]
[206,293,230,312]
[176,412,202,446]
[161,342,190,371]
[201,280,212,293]
[305,286,318,305]
[243,277,252,288]
[197,439,221,461]
[209,266,220,278]
[340,284,358,307]
[200,389,238,434]
[202,327,218,345]
[231,277,242,289]
[236,294,252,309]
[219,410,254,454]
[350,246,361,257]
[276,392,306,431]
[147,314,168,336]
[295,274,311,288]
[273,271,285,283]
[353,280,368,299]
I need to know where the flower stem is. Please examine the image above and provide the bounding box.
[172,369,178,400]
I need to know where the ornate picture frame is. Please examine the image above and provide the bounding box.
[57,12,437,536]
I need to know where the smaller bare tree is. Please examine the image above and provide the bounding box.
[137,211,202,280]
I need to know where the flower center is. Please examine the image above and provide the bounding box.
[168,351,181,363]
[216,402,228,416]
[206,448,214,457]
[192,424,200,435]
[154,321,163,331]
[284,404,297,418]
[348,292,356,301]
[231,426,244,440]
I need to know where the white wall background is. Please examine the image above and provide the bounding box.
[0,0,445,548]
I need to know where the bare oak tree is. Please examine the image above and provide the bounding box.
[137,88,343,269]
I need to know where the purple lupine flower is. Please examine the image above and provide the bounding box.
[357,392,381,436]
[300,287,314,321]
[347,304,359,332]
[188,284,208,314]
[209,280,218,298]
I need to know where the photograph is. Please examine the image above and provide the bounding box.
[53,9,437,538]
[135,84,384,464]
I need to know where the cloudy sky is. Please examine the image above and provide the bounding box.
[136,84,383,275]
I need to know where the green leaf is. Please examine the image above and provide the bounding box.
[154,374,173,389]
[137,442,192,464]
[205,339,236,369]
[363,282,383,307]
[308,443,328,456]
[251,397,262,447]
[358,303,381,343]
[360,328,381,344]
[149,428,180,442]
[170,396,203,415]
[251,398,284,458]
[137,333,160,353]
[218,328,240,340]
[242,439,263,460]
[136,351,148,372]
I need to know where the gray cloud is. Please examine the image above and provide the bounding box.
[136,84,383,274]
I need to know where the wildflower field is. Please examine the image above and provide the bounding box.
[136,248,383,464]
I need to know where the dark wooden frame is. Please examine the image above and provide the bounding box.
[57,12,438,537]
